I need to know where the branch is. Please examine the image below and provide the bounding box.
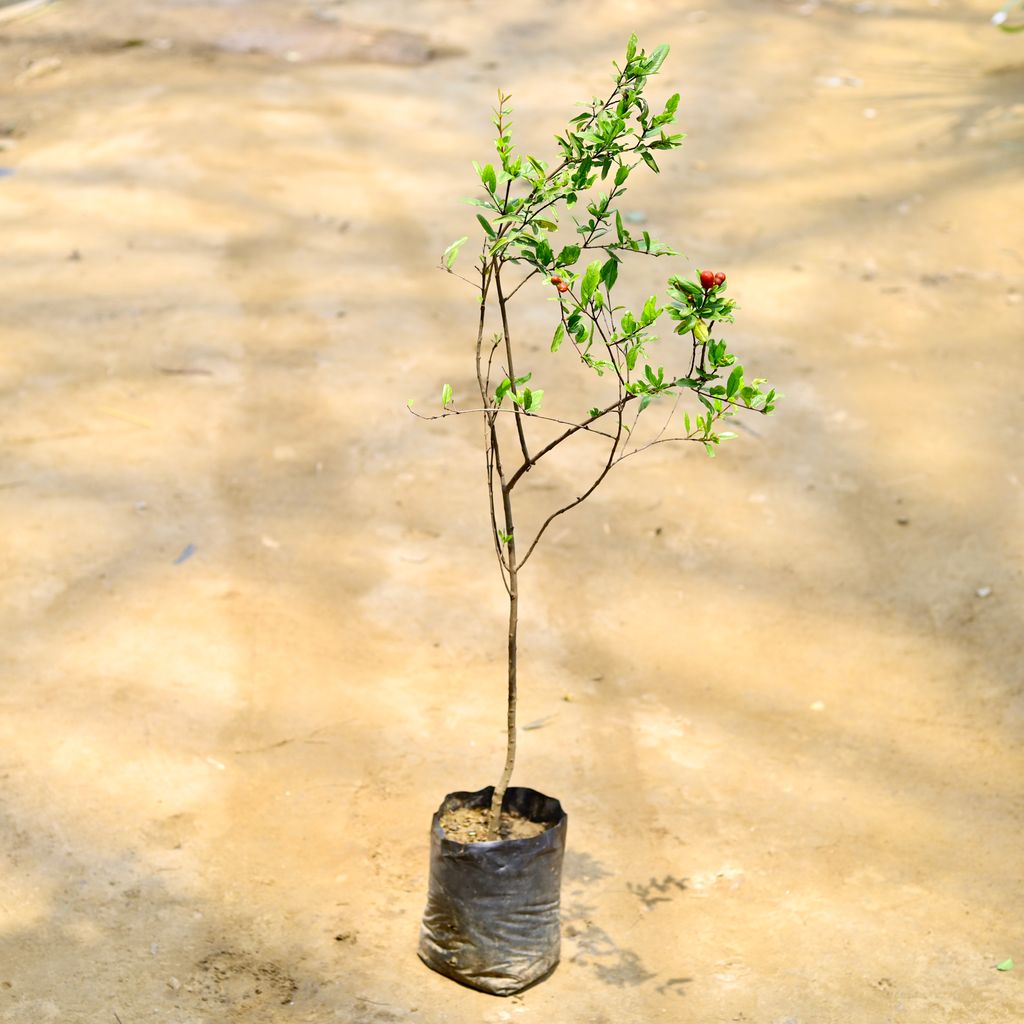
[470,264,511,591]
[613,432,704,464]
[491,418,517,571]
[517,398,627,569]
[493,264,531,463]
[624,390,679,458]
[505,267,540,301]
[408,404,617,441]
[486,432,512,589]
[439,265,480,290]
[473,264,493,407]
[484,335,501,396]
[505,394,635,491]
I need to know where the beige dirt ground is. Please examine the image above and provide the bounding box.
[1,1,1022,1021]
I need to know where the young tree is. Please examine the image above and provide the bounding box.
[415,36,776,839]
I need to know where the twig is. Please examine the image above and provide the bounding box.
[614,433,703,464]
[505,267,540,300]
[438,265,480,289]
[409,403,616,441]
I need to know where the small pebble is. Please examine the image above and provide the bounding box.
[976,586,992,598]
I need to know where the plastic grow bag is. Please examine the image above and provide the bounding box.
[418,785,568,995]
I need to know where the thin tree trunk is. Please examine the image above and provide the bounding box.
[487,421,518,838]
[487,563,518,837]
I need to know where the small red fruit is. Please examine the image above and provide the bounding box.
[557,281,570,294]
[699,269,715,290]
[714,271,726,286]
[550,274,563,286]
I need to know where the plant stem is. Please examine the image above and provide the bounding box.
[487,420,518,838]
[494,265,531,464]
[487,561,518,838]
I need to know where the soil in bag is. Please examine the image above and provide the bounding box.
[419,786,568,996]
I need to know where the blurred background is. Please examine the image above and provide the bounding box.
[1,1,1021,1021]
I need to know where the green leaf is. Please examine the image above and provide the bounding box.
[704,441,716,458]
[497,530,512,546]
[694,320,709,344]
[641,295,659,325]
[407,398,415,408]
[557,244,581,267]
[645,43,670,75]
[665,92,680,115]
[614,163,629,186]
[441,383,453,407]
[726,365,743,399]
[600,257,619,291]
[551,322,565,353]
[580,260,602,306]
[639,395,653,412]
[480,162,497,193]
[996,959,1014,972]
[615,209,626,244]
[443,236,468,270]
[588,406,601,419]
[640,150,660,174]
[626,33,638,61]
[684,411,691,433]
[673,276,702,298]
[476,213,496,237]
[525,388,544,412]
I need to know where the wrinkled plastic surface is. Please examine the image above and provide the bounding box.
[418,786,568,995]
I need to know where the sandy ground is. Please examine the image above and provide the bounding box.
[1,0,1023,1021]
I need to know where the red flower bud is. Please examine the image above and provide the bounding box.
[699,269,715,290]
[550,275,563,286]
[714,271,726,286]
[557,281,569,293]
